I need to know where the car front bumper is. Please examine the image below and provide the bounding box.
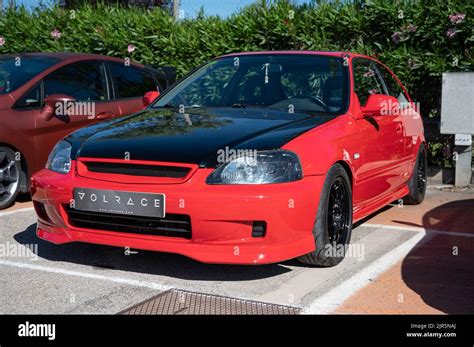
[31,162,323,264]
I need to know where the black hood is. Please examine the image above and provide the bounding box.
[66,107,335,167]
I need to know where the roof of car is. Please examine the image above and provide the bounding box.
[2,51,375,64]
[220,50,373,59]
[1,52,145,67]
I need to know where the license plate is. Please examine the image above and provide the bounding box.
[73,188,165,218]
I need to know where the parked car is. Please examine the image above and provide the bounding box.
[31,51,426,266]
[0,52,175,209]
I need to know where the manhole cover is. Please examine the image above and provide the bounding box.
[119,289,300,315]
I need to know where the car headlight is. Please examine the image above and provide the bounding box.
[206,150,302,184]
[46,140,72,174]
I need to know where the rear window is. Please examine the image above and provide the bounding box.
[0,56,59,95]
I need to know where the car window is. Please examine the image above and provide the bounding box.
[0,56,59,95]
[227,60,344,112]
[151,71,167,91]
[170,63,237,107]
[353,59,386,106]
[230,65,271,106]
[44,61,107,101]
[280,62,344,112]
[155,55,348,115]
[109,63,157,99]
[375,63,410,108]
[14,84,41,109]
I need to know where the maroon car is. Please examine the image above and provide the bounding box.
[0,52,174,209]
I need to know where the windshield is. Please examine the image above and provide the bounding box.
[154,54,348,115]
[0,56,60,94]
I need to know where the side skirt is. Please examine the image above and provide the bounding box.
[353,184,409,223]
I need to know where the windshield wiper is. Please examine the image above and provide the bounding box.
[231,103,248,109]
[151,103,175,109]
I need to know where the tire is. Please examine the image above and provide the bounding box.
[298,163,353,267]
[403,145,427,205]
[0,146,22,210]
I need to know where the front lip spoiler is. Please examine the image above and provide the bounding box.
[36,222,316,265]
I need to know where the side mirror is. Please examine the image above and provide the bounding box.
[143,91,160,108]
[360,94,399,118]
[40,94,75,121]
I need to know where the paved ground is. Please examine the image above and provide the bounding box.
[336,186,474,314]
[0,187,472,314]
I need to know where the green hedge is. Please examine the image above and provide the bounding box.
[0,0,472,165]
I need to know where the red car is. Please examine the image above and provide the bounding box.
[31,51,426,266]
[0,52,173,209]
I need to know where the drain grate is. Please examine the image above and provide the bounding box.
[119,289,301,315]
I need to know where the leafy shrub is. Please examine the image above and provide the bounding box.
[0,0,472,165]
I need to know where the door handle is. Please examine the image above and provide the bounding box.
[96,111,115,120]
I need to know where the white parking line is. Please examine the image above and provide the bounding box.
[362,222,474,238]
[1,215,469,314]
[0,207,34,217]
[0,259,173,292]
[304,230,427,314]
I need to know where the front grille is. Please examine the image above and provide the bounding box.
[66,207,192,239]
[85,161,190,178]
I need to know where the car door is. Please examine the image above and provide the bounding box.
[8,84,43,174]
[33,60,121,172]
[374,61,418,176]
[352,58,405,205]
[107,62,161,116]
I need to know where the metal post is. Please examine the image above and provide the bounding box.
[454,134,473,187]
[172,0,179,20]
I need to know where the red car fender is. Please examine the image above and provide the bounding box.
[283,114,359,182]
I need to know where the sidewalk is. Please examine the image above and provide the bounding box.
[336,188,474,314]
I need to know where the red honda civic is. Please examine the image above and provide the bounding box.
[31,51,426,266]
[0,52,172,209]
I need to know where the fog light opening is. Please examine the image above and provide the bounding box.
[252,221,266,238]
[33,201,51,224]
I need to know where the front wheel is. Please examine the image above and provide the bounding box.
[298,164,353,267]
[0,146,22,210]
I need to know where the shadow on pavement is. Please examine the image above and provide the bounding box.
[14,223,295,281]
[401,199,474,314]
[15,193,32,203]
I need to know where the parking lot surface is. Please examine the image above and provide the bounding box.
[0,188,472,314]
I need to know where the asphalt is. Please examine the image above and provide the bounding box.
[0,188,472,314]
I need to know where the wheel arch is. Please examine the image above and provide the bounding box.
[334,160,354,188]
[420,140,427,151]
